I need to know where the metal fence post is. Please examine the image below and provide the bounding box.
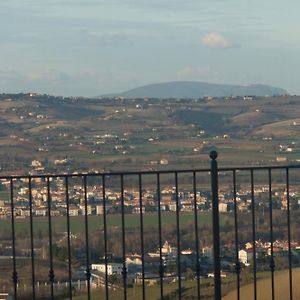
[210,151,221,300]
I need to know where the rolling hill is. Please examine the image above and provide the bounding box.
[102,81,288,98]
[0,93,300,174]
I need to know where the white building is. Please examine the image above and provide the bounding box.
[96,205,111,215]
[79,204,92,215]
[161,241,177,255]
[238,249,253,265]
[69,205,79,216]
[91,263,123,275]
[35,208,47,217]
[31,160,42,168]
[218,203,228,213]
[160,159,169,165]
[168,204,177,212]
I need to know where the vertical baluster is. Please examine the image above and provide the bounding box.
[138,174,146,300]
[210,151,221,300]
[251,170,257,300]
[28,177,36,299]
[233,170,240,300]
[175,172,182,300]
[102,175,109,300]
[10,179,18,299]
[83,176,91,300]
[65,176,73,299]
[286,168,293,300]
[192,172,200,300]
[268,169,275,300]
[120,174,127,300]
[47,177,55,299]
[157,173,164,299]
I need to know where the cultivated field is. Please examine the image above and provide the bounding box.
[1,94,300,174]
[0,212,215,236]
[223,268,300,300]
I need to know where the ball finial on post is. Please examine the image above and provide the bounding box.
[210,150,218,160]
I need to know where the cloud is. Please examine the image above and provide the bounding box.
[202,32,232,48]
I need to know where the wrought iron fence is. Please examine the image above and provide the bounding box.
[1,151,300,299]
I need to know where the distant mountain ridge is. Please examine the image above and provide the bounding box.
[102,81,288,98]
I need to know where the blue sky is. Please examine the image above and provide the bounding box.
[0,0,299,96]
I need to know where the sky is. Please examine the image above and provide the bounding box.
[0,0,299,96]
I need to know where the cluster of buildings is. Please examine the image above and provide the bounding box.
[0,175,299,219]
[0,177,210,219]
[90,237,300,288]
[91,240,200,286]
[238,239,300,265]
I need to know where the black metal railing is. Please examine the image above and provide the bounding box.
[1,152,300,299]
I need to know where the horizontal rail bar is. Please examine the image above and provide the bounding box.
[2,164,300,180]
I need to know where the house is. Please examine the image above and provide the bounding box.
[218,203,228,212]
[19,209,30,217]
[168,204,177,212]
[276,156,287,162]
[161,241,177,255]
[51,209,61,217]
[68,205,79,216]
[91,263,123,276]
[132,206,145,214]
[31,160,42,168]
[35,208,47,217]
[160,159,169,165]
[79,204,92,215]
[96,205,112,215]
[239,249,253,265]
[243,96,255,101]
[147,241,177,265]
